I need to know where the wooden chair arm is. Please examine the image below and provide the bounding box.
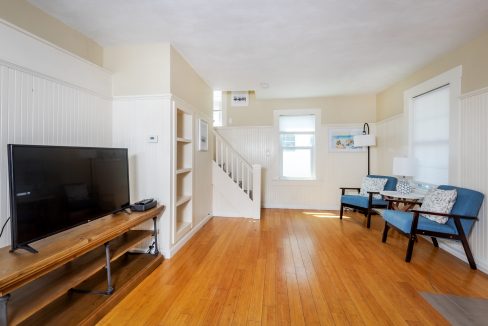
[409,209,478,220]
[340,187,360,195]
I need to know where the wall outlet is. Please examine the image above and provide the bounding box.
[147,135,159,143]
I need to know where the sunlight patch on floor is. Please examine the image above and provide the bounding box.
[302,211,349,219]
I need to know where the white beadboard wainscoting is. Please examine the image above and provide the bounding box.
[217,124,376,210]
[112,96,172,257]
[0,63,112,249]
[455,87,488,273]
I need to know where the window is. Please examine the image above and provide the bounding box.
[278,114,316,179]
[213,90,223,127]
[406,66,461,186]
[411,85,450,185]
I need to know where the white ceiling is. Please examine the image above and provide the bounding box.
[28,0,488,99]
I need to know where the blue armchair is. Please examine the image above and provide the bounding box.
[381,185,484,269]
[339,175,398,228]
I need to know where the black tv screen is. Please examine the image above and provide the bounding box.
[8,145,130,252]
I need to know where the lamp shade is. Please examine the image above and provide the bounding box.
[392,157,414,177]
[353,134,376,147]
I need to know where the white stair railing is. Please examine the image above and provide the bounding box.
[212,130,259,202]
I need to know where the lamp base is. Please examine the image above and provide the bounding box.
[397,178,412,195]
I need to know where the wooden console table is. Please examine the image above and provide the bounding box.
[0,205,165,326]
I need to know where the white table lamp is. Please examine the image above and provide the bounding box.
[392,157,414,194]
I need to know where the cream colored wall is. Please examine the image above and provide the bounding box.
[0,0,103,66]
[225,92,376,126]
[103,43,171,96]
[170,46,212,115]
[377,30,488,120]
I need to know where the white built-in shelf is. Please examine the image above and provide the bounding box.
[176,221,192,236]
[176,195,191,207]
[176,168,192,175]
[176,137,191,143]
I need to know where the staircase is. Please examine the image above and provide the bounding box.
[212,130,261,219]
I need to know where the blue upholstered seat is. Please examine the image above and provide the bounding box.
[341,195,388,208]
[381,184,484,269]
[383,210,458,234]
[339,175,398,228]
[383,185,483,235]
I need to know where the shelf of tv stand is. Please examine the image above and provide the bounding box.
[21,253,161,326]
[8,230,152,325]
[0,205,165,326]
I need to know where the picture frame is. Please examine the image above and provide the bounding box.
[231,91,249,107]
[328,128,366,152]
[198,119,209,152]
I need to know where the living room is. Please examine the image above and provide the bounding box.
[0,0,488,325]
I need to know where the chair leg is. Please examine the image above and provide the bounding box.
[366,209,372,229]
[460,237,477,270]
[431,237,439,248]
[339,204,344,220]
[382,222,389,243]
[405,234,417,262]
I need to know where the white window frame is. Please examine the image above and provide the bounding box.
[274,109,321,181]
[212,90,226,127]
[404,65,462,186]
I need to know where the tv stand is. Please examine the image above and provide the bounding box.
[0,205,164,326]
[10,244,38,254]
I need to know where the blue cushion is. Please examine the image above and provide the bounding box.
[368,175,398,191]
[383,210,458,234]
[438,185,484,234]
[341,195,388,208]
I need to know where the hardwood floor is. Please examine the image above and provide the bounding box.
[98,209,488,325]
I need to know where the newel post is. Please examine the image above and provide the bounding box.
[252,164,262,219]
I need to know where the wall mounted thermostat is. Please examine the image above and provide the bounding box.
[147,135,159,143]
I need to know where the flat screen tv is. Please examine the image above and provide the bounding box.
[8,144,130,253]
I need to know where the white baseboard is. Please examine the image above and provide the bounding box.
[438,240,488,274]
[263,203,339,210]
[168,214,213,258]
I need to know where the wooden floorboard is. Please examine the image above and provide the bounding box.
[98,209,488,325]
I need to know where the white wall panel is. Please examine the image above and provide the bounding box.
[0,63,112,249]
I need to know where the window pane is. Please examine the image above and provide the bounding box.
[413,142,449,184]
[279,115,315,132]
[411,85,450,185]
[282,148,312,178]
[280,133,314,147]
[213,111,222,127]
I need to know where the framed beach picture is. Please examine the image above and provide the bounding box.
[328,128,366,152]
[198,119,208,152]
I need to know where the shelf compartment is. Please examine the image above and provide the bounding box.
[176,141,193,170]
[176,221,192,238]
[176,168,192,175]
[176,109,192,140]
[9,230,152,325]
[21,253,163,326]
[176,137,191,143]
[176,195,192,207]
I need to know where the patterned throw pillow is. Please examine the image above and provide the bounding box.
[420,189,457,224]
[359,177,388,199]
